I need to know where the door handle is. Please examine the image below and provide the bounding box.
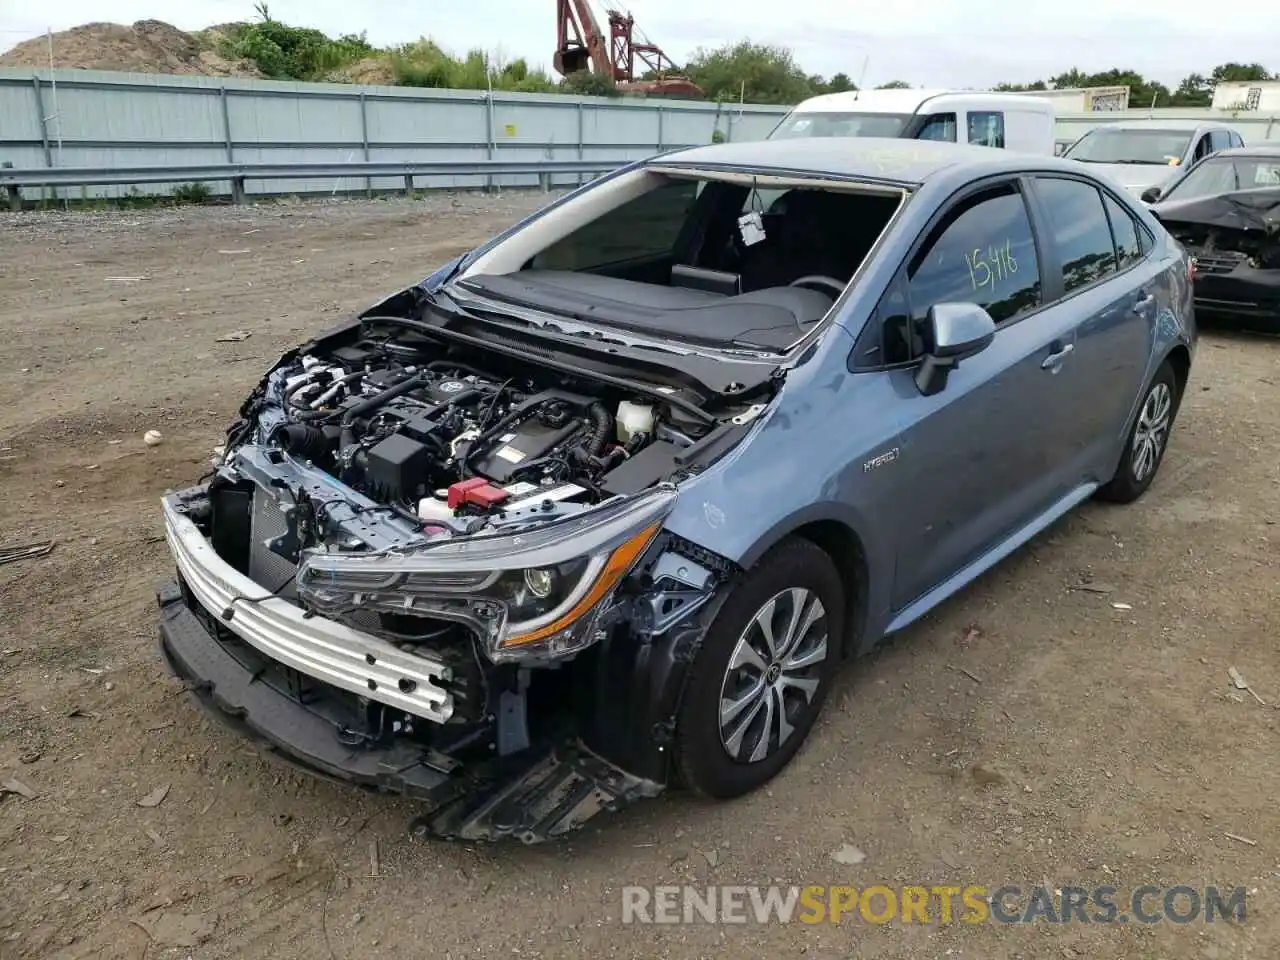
[1134,292,1157,314]
[1041,342,1075,370]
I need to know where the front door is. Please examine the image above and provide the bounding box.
[887,179,1086,611]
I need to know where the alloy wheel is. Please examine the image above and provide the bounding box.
[1132,381,1173,483]
[718,587,828,763]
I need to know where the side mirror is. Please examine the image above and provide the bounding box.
[1140,185,1162,204]
[915,302,996,396]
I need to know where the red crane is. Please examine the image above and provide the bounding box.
[553,0,703,98]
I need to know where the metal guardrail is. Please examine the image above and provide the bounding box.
[0,158,632,208]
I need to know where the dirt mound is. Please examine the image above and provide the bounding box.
[331,56,396,86]
[0,19,262,77]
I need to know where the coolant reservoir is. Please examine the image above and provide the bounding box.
[418,497,455,523]
[616,401,654,443]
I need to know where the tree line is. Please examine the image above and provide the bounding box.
[219,9,1275,106]
[679,45,1275,105]
[994,64,1276,108]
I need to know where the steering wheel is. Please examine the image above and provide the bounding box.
[788,275,846,297]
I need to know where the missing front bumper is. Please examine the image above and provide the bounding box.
[163,489,455,724]
[157,581,662,842]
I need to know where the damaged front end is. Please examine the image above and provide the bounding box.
[157,296,769,842]
[1157,187,1280,322]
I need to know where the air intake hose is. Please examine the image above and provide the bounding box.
[585,402,612,457]
[338,371,428,451]
[275,424,330,462]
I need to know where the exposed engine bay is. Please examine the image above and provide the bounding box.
[207,312,762,581]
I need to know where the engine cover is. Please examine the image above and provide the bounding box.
[473,419,583,485]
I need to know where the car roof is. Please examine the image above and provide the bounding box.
[1210,145,1280,158]
[787,88,1049,114]
[649,137,1081,187]
[1085,118,1232,133]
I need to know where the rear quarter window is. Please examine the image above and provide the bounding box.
[1102,194,1145,269]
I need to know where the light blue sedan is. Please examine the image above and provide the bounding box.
[158,137,1196,841]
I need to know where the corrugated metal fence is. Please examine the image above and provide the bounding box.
[1,68,1278,201]
[0,68,788,199]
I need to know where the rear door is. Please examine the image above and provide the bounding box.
[886,179,1095,610]
[1024,176,1162,476]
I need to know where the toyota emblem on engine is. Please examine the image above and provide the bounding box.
[438,380,465,393]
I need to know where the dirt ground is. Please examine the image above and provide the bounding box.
[1,193,1278,960]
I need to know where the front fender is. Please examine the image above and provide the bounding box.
[575,579,734,785]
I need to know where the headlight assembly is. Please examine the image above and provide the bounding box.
[296,486,676,662]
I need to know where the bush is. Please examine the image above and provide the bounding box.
[172,182,212,204]
[559,71,620,98]
[390,40,557,93]
[220,5,375,80]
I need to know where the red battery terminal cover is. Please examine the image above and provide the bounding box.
[446,477,510,510]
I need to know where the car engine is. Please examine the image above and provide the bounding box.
[203,322,719,608]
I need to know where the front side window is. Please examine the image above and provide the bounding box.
[1064,127,1193,166]
[1033,178,1118,293]
[531,179,699,271]
[915,113,958,142]
[968,112,1006,148]
[906,183,1042,326]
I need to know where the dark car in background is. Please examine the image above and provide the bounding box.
[157,138,1197,843]
[1150,145,1280,325]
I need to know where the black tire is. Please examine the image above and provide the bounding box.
[674,537,844,799]
[1096,360,1180,504]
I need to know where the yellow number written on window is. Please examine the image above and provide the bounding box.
[964,238,1018,291]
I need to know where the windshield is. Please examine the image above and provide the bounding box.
[1064,128,1193,165]
[769,111,913,140]
[1162,156,1280,202]
[455,172,905,354]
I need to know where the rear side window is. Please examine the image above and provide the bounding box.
[1102,194,1144,270]
[907,183,1042,326]
[968,112,1006,148]
[916,113,957,142]
[1033,178,1117,293]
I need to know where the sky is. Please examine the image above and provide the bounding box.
[2,0,1279,90]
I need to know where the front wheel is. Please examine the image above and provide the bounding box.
[1096,360,1180,503]
[674,537,844,799]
